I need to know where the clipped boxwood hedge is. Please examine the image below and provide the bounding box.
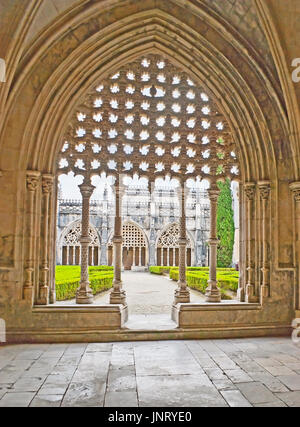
[55,266,113,301]
[149,266,172,275]
[168,267,238,300]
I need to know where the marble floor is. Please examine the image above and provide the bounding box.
[0,337,300,407]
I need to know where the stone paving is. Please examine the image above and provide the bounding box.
[0,337,300,407]
[95,271,205,314]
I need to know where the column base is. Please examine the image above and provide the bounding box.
[245,284,259,303]
[49,290,56,304]
[23,286,34,303]
[205,280,221,303]
[76,283,94,304]
[36,286,49,305]
[174,283,190,304]
[110,289,127,305]
[237,287,245,302]
[260,284,270,303]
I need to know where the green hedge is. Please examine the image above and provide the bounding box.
[169,268,239,300]
[149,266,172,275]
[55,266,113,301]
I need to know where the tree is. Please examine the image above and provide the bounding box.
[216,179,235,267]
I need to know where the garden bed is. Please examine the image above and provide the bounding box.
[55,265,114,301]
[150,266,239,300]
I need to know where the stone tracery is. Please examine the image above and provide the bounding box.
[58,54,239,183]
[60,220,100,266]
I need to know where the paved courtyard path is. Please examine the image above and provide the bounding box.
[0,337,300,407]
[95,271,205,314]
[94,271,205,329]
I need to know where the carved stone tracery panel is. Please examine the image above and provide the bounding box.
[108,222,146,249]
[58,54,239,183]
[157,223,191,249]
[62,221,100,247]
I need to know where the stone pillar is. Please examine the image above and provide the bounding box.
[37,174,54,305]
[49,176,58,304]
[138,246,142,267]
[237,183,245,302]
[76,182,95,304]
[149,183,156,266]
[174,184,190,304]
[245,183,258,303]
[132,246,136,267]
[205,184,221,302]
[290,182,300,310]
[110,180,127,305]
[258,181,271,301]
[24,171,41,303]
[167,247,170,267]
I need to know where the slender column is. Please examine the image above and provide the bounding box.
[138,246,142,267]
[174,183,190,304]
[205,184,221,302]
[91,246,95,266]
[132,247,136,267]
[167,247,170,267]
[161,248,164,266]
[258,181,271,301]
[237,183,245,301]
[110,179,127,305]
[76,182,95,304]
[24,171,41,302]
[38,174,54,305]
[290,182,300,310]
[49,175,58,304]
[66,246,70,265]
[149,182,156,266]
[245,183,257,303]
[73,246,76,265]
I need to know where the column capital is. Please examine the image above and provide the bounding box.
[79,183,95,198]
[111,182,125,197]
[290,182,300,202]
[258,181,271,200]
[26,170,40,192]
[207,185,220,201]
[244,182,256,200]
[42,174,54,194]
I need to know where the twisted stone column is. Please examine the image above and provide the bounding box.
[174,184,190,304]
[110,180,126,305]
[149,182,156,266]
[205,184,221,302]
[38,174,54,305]
[290,182,300,310]
[258,181,271,301]
[245,183,258,303]
[76,182,95,304]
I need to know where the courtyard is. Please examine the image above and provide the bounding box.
[0,337,300,407]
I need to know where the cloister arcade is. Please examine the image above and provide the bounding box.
[57,219,196,269]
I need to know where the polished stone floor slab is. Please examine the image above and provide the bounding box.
[0,337,300,407]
